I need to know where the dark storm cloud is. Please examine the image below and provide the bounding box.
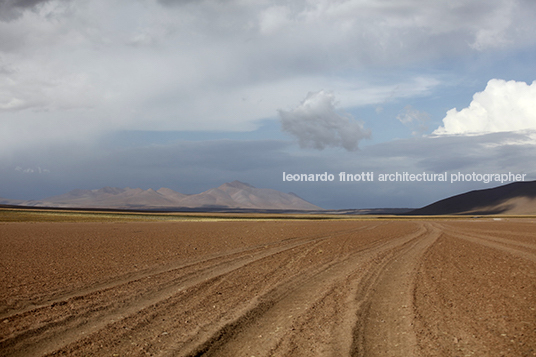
[0,0,52,20]
[1,0,49,8]
[363,131,536,175]
[3,131,535,208]
[0,139,297,199]
[122,140,294,173]
[2,0,536,155]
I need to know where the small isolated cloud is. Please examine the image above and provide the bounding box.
[434,79,536,136]
[397,105,430,136]
[279,90,370,151]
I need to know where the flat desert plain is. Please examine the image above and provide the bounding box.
[1,214,535,356]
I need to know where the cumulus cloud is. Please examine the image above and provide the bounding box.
[433,79,536,135]
[279,90,370,151]
[0,0,535,157]
[397,105,430,136]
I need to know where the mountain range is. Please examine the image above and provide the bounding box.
[2,180,536,215]
[0,181,321,211]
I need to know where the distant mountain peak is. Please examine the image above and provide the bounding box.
[95,187,125,195]
[219,180,255,189]
[7,181,321,211]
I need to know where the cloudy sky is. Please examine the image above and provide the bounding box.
[1,0,536,209]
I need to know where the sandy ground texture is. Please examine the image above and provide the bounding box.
[1,219,535,356]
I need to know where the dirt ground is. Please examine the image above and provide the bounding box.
[1,218,535,356]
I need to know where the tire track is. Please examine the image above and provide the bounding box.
[1,224,374,320]
[439,222,536,251]
[412,222,536,357]
[354,223,440,357]
[0,224,380,357]
[173,223,430,357]
[436,223,536,263]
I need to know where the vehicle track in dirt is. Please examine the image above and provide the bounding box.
[414,221,536,357]
[184,224,434,357]
[433,221,536,262]
[1,220,402,356]
[1,219,535,356]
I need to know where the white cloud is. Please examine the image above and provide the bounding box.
[397,105,430,136]
[433,79,536,136]
[279,90,370,151]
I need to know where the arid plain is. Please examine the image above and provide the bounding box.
[1,210,535,356]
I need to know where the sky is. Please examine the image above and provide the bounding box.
[1,0,536,209]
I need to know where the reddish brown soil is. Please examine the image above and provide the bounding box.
[1,219,535,356]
